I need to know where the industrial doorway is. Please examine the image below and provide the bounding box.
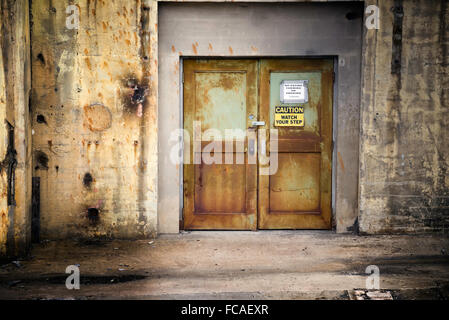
[183,59,333,230]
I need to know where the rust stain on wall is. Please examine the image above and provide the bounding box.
[83,104,112,132]
[337,152,345,173]
[30,0,157,240]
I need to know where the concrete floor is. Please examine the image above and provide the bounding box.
[0,231,448,300]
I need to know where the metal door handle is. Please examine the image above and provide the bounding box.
[251,121,265,127]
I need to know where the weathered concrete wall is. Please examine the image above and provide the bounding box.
[1,0,32,257]
[23,0,449,241]
[0,17,7,256]
[359,0,449,234]
[31,0,158,240]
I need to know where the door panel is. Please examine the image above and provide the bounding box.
[194,155,247,213]
[195,72,248,133]
[269,153,321,213]
[258,59,333,229]
[183,60,258,230]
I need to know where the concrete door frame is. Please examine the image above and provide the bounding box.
[158,1,365,234]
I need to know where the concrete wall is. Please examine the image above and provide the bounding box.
[1,0,446,254]
[359,0,449,234]
[0,14,7,256]
[1,0,32,257]
[30,0,158,240]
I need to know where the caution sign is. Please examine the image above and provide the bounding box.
[274,106,304,127]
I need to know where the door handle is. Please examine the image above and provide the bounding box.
[251,121,265,127]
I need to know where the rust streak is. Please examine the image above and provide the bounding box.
[85,58,92,71]
[337,152,345,173]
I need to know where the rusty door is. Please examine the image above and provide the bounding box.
[183,59,333,230]
[258,59,333,229]
[183,60,258,230]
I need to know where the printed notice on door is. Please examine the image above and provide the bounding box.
[280,80,308,104]
[274,106,304,127]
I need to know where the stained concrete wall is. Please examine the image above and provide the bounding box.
[2,0,445,252]
[359,0,449,234]
[1,0,32,257]
[30,0,158,240]
[0,19,7,256]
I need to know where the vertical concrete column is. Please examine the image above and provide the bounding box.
[0,0,32,257]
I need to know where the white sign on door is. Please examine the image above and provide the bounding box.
[280,80,309,104]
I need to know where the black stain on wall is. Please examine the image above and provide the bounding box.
[87,208,100,224]
[31,177,40,243]
[34,150,49,170]
[83,172,93,189]
[391,1,404,75]
[0,123,17,206]
[120,76,149,115]
[37,53,45,65]
[36,114,47,124]
[439,0,448,67]
[347,217,360,235]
